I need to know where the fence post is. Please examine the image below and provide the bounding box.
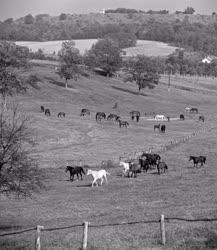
[82,221,89,250]
[35,225,44,250]
[160,215,166,245]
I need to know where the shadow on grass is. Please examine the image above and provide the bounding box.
[45,76,74,89]
[0,225,22,231]
[111,86,148,97]
[205,231,217,249]
[74,183,92,187]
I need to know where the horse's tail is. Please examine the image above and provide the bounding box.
[81,168,85,175]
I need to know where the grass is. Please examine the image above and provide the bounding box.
[1,65,217,249]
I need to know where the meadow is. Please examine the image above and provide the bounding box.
[15,40,177,57]
[0,64,217,249]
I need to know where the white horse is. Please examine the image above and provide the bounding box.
[119,161,130,177]
[87,169,110,187]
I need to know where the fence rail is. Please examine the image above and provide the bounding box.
[1,216,217,250]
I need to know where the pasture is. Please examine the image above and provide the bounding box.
[15,40,177,57]
[1,65,217,249]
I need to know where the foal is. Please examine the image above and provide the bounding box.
[87,169,110,187]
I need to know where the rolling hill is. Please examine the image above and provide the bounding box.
[1,64,217,249]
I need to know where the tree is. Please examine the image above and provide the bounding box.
[0,42,29,108]
[24,14,34,24]
[124,56,160,91]
[0,106,44,197]
[57,41,81,88]
[84,38,122,77]
[184,7,195,14]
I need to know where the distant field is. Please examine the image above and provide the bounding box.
[16,39,177,57]
[16,39,98,55]
[122,40,177,57]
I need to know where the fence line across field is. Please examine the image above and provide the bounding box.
[1,216,217,250]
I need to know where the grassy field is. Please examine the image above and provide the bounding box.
[16,39,177,57]
[1,65,217,249]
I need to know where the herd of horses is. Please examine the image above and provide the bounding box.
[65,152,206,187]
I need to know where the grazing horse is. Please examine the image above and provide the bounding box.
[160,125,166,133]
[119,161,130,177]
[130,111,141,122]
[189,156,206,167]
[45,109,51,116]
[87,169,110,187]
[139,158,150,172]
[190,108,198,113]
[157,161,168,175]
[65,166,85,181]
[199,115,205,122]
[40,106,45,112]
[180,114,185,120]
[154,124,161,131]
[119,120,129,128]
[96,112,106,122]
[80,109,90,116]
[107,114,118,121]
[58,112,65,118]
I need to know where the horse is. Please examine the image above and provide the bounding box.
[154,124,161,131]
[119,161,130,177]
[45,109,51,116]
[96,112,106,122]
[160,125,166,133]
[112,102,118,109]
[58,112,65,118]
[40,106,45,112]
[180,114,185,120]
[189,156,205,167]
[157,161,168,175]
[119,120,129,128]
[107,114,118,121]
[139,158,150,172]
[141,153,161,169]
[190,108,198,113]
[129,163,141,178]
[129,111,141,122]
[65,166,85,181]
[86,169,110,187]
[80,109,90,116]
[199,115,205,122]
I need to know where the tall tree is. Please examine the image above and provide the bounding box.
[57,41,81,88]
[0,41,28,108]
[0,106,44,197]
[124,56,160,91]
[84,38,122,77]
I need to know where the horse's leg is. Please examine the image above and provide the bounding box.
[104,175,108,184]
[100,177,103,186]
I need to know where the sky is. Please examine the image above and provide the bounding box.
[0,0,216,21]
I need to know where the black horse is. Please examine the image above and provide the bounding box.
[119,120,129,128]
[45,109,51,116]
[107,114,118,121]
[199,115,205,122]
[141,153,161,169]
[190,108,198,113]
[189,156,206,167]
[157,161,168,175]
[128,163,141,178]
[96,112,106,121]
[58,112,66,118]
[129,111,140,122]
[160,125,166,133]
[154,124,161,131]
[65,166,85,181]
[41,106,45,112]
[180,114,185,120]
[80,109,90,116]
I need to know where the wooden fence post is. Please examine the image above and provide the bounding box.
[82,221,89,250]
[35,225,44,250]
[160,215,166,245]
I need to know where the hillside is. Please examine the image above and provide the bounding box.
[1,64,217,249]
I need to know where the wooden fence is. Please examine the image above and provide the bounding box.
[1,215,217,250]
